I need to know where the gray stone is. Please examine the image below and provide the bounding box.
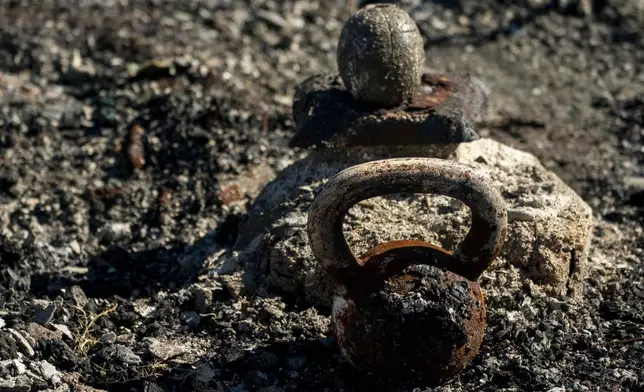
[13,359,27,375]
[235,139,593,307]
[193,285,212,314]
[144,337,187,361]
[7,329,34,358]
[99,332,116,345]
[0,373,31,392]
[38,361,59,382]
[179,311,201,327]
[99,222,132,243]
[99,344,142,365]
[34,303,56,325]
[49,324,73,340]
[70,285,88,309]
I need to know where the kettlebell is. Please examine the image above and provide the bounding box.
[307,158,507,383]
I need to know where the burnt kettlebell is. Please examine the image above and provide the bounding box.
[307,158,508,383]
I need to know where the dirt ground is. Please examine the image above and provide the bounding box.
[0,1,642,391]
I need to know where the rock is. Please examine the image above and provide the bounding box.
[99,332,116,345]
[13,359,27,375]
[7,329,34,358]
[0,318,5,329]
[49,324,73,340]
[144,338,187,361]
[255,10,291,31]
[37,361,60,382]
[258,301,285,321]
[60,50,97,84]
[20,331,35,350]
[193,285,213,314]
[70,285,88,309]
[179,311,201,327]
[0,333,19,360]
[133,301,156,318]
[0,360,60,391]
[219,272,245,299]
[0,373,31,392]
[34,303,56,325]
[98,344,142,365]
[235,139,593,306]
[61,372,108,392]
[99,222,132,243]
[27,323,63,342]
[624,175,644,190]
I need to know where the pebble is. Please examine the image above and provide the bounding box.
[12,358,27,375]
[7,329,34,358]
[144,338,187,361]
[70,285,89,308]
[99,332,117,345]
[99,222,132,243]
[624,176,644,190]
[179,311,201,327]
[220,273,244,299]
[256,10,291,30]
[99,344,142,365]
[49,324,74,340]
[38,360,60,381]
[133,302,156,318]
[34,303,56,325]
[193,285,212,314]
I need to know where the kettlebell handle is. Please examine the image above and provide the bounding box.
[307,158,507,285]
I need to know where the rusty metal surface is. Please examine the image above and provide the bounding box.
[332,241,486,383]
[289,73,488,148]
[306,158,504,383]
[307,157,508,285]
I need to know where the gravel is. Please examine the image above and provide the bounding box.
[1,0,643,391]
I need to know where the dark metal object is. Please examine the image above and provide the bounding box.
[290,73,489,149]
[307,158,507,383]
[337,4,425,107]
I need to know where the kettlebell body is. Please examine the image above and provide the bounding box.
[332,240,485,381]
[307,158,507,383]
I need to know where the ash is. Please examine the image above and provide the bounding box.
[1,1,643,391]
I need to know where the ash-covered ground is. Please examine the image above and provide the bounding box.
[0,1,643,391]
